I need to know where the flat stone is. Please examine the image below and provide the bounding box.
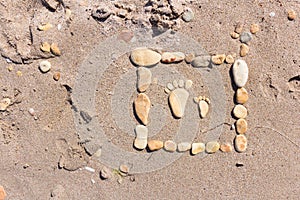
[161,52,185,63]
[220,143,233,152]
[211,54,226,65]
[191,56,211,68]
[236,87,249,104]
[39,60,51,73]
[0,98,11,111]
[50,43,61,56]
[130,48,161,67]
[199,100,209,118]
[191,142,205,155]
[178,79,184,88]
[177,142,191,152]
[236,118,248,134]
[100,167,112,179]
[234,135,247,153]
[240,44,249,57]
[232,59,248,87]
[240,32,252,43]
[169,85,190,118]
[182,8,194,22]
[40,42,51,52]
[164,140,177,152]
[147,140,163,151]
[288,9,297,20]
[235,22,243,34]
[185,53,195,63]
[137,67,152,92]
[0,186,6,200]
[38,22,53,31]
[134,93,151,125]
[119,164,129,174]
[233,104,248,119]
[230,31,239,39]
[205,141,220,153]
[134,125,148,150]
[250,24,259,34]
[225,55,234,64]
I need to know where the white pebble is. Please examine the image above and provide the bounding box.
[39,60,51,73]
[232,59,248,87]
[84,166,95,173]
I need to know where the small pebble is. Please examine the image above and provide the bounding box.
[147,140,163,151]
[40,42,51,52]
[38,23,52,31]
[235,87,249,104]
[236,118,248,134]
[177,142,191,152]
[233,104,248,119]
[234,135,247,153]
[0,98,11,111]
[53,72,61,81]
[100,167,112,179]
[211,54,226,65]
[230,31,240,39]
[28,108,35,116]
[232,59,249,87]
[134,93,151,125]
[191,142,205,155]
[240,32,252,43]
[16,71,22,76]
[0,186,6,200]
[39,60,51,73]
[185,80,193,89]
[288,9,297,20]
[225,55,234,64]
[137,67,152,92]
[164,140,177,152]
[250,24,259,34]
[85,166,95,173]
[161,52,185,63]
[191,56,211,68]
[185,53,195,64]
[130,48,161,67]
[205,141,220,153]
[178,80,184,88]
[65,8,72,20]
[182,8,194,22]
[119,164,129,174]
[50,43,61,56]
[220,143,233,153]
[235,22,243,34]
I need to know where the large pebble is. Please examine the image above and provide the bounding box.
[234,135,247,153]
[134,125,148,150]
[0,186,6,200]
[235,87,249,104]
[39,60,51,73]
[182,8,194,22]
[220,143,233,153]
[191,56,211,68]
[232,59,248,87]
[134,93,151,125]
[177,142,191,152]
[161,52,185,63]
[147,140,163,151]
[130,48,161,67]
[233,104,248,119]
[211,54,226,65]
[199,100,209,118]
[240,32,252,43]
[137,67,152,92]
[191,143,205,155]
[236,118,248,134]
[205,141,220,153]
[0,98,11,111]
[164,140,177,152]
[240,44,249,57]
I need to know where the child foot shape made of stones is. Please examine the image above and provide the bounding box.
[193,96,210,118]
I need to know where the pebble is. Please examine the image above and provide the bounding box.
[178,80,184,88]
[38,23,52,31]
[220,143,233,152]
[134,93,151,125]
[185,80,193,89]
[232,59,248,87]
[230,32,240,39]
[182,8,194,22]
[234,135,247,153]
[211,54,226,65]
[205,141,220,153]
[191,142,205,155]
[199,100,209,118]
[287,9,297,20]
[53,72,61,81]
[50,43,61,56]
[269,12,275,17]
[39,60,51,73]
[236,118,248,134]
[65,8,72,21]
[177,142,191,152]
[119,164,129,174]
[236,87,249,104]
[225,55,234,64]
[161,52,185,63]
[233,104,248,119]
[100,166,112,179]
[241,45,250,57]
[191,56,211,68]
[84,166,95,173]
[40,42,51,52]
[0,186,6,200]
[250,24,259,34]
[147,140,163,151]
[130,48,161,67]
[235,22,243,34]
[16,71,22,76]
[164,140,177,152]
[137,67,152,92]
[0,98,11,111]
[134,125,148,150]
[185,53,195,64]
[28,108,35,116]
[240,32,252,44]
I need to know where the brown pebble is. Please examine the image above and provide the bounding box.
[236,118,248,134]
[235,87,249,104]
[185,53,195,64]
[38,23,52,31]
[0,186,6,200]
[147,140,163,151]
[211,54,226,65]
[119,164,129,174]
[250,24,259,34]
[100,167,112,179]
[235,22,243,34]
[53,72,61,81]
[50,43,61,56]
[234,135,247,153]
[240,44,249,57]
[225,55,234,64]
[230,31,240,39]
[220,143,233,152]
[40,42,51,52]
[287,9,297,20]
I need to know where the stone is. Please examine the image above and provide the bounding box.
[233,104,248,119]
[191,142,205,155]
[0,186,6,200]
[225,55,234,64]
[220,143,233,152]
[205,141,220,153]
[288,9,297,20]
[234,135,247,153]
[178,80,184,88]
[250,24,259,34]
[147,140,163,151]
[92,5,113,21]
[236,118,248,134]
[50,43,61,56]
[182,8,194,22]
[39,60,51,73]
[232,59,248,87]
[137,67,152,92]
[240,44,249,57]
[199,100,209,118]
[0,98,11,111]
[134,125,148,150]
[53,72,61,81]
[211,54,226,65]
[185,80,193,89]
[236,87,249,104]
[230,32,239,39]
[161,52,185,63]
[185,53,195,64]
[38,23,52,31]
[164,140,177,152]
[240,32,252,43]
[130,48,161,67]
[235,22,243,34]
[100,167,112,179]
[119,164,129,174]
[191,56,211,68]
[177,142,191,152]
[40,42,51,52]
[134,93,151,125]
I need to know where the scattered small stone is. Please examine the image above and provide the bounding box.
[178,80,184,88]
[236,118,248,134]
[38,23,52,31]
[0,186,6,200]
[205,141,220,153]
[50,43,61,56]
[240,43,249,57]
[269,12,275,17]
[147,140,163,151]
[191,142,205,155]
[225,55,234,64]
[177,142,191,152]
[230,31,240,39]
[191,56,211,68]
[161,52,185,63]
[232,59,249,87]
[16,71,22,76]
[235,87,249,104]
[236,162,244,167]
[233,104,248,119]
[220,143,233,153]
[28,108,35,116]
[185,80,193,89]
[185,53,195,64]
[137,67,152,92]
[240,32,252,44]
[211,54,226,65]
[134,93,151,125]
[182,8,194,22]
[65,8,72,21]
[234,135,247,153]
[235,22,243,34]
[84,166,95,173]
[250,24,259,34]
[164,140,177,152]
[119,164,129,174]
[53,72,61,81]
[100,167,112,179]
[130,48,161,67]
[287,9,297,20]
[134,125,148,150]
[40,42,51,52]
[39,60,51,73]
[93,148,102,158]
[198,100,209,118]
[172,80,178,88]
[0,98,11,111]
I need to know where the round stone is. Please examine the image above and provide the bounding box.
[232,59,248,87]
[50,43,61,56]
[250,24,259,34]
[53,72,61,81]
[191,142,205,155]
[164,140,177,152]
[240,44,249,57]
[235,87,249,104]
[39,60,51,73]
[240,32,252,43]
[288,9,297,20]
[100,167,112,179]
[119,164,129,174]
[220,143,233,153]
[185,53,195,64]
[0,98,11,111]
[234,135,247,153]
[233,104,248,119]
[147,140,163,151]
[130,48,161,67]
[205,141,220,154]
[230,32,239,39]
[211,54,226,65]
[191,56,211,68]
[236,118,248,134]
[225,55,234,64]
[235,22,243,34]
[177,142,191,152]
[182,8,194,22]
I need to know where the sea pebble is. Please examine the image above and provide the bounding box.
[234,135,247,153]
[230,32,239,39]
[147,140,163,151]
[191,142,205,155]
[235,22,243,34]
[137,67,152,92]
[287,9,297,20]
[28,108,35,116]
[232,59,248,87]
[40,42,51,52]
[161,52,185,63]
[39,60,51,73]
[178,80,184,88]
[240,32,252,43]
[250,24,259,34]
[220,143,233,152]
[177,142,191,152]
[211,54,226,65]
[134,125,148,150]
[130,48,161,67]
[119,164,129,174]
[65,8,72,21]
[185,80,193,89]
[0,186,6,200]
[50,43,61,56]
[100,167,112,179]
[199,100,209,118]
[164,140,177,152]
[235,87,249,104]
[53,72,61,81]
[38,23,52,31]
[0,98,11,111]
[134,93,151,125]
[225,55,234,64]
[269,12,275,17]
[233,104,248,119]
[236,118,248,134]
[185,53,195,63]
[205,141,220,153]
[191,56,211,68]
[240,44,249,57]
[182,8,194,22]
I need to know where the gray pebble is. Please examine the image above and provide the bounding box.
[240,32,252,43]
[182,8,194,22]
[191,56,211,68]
